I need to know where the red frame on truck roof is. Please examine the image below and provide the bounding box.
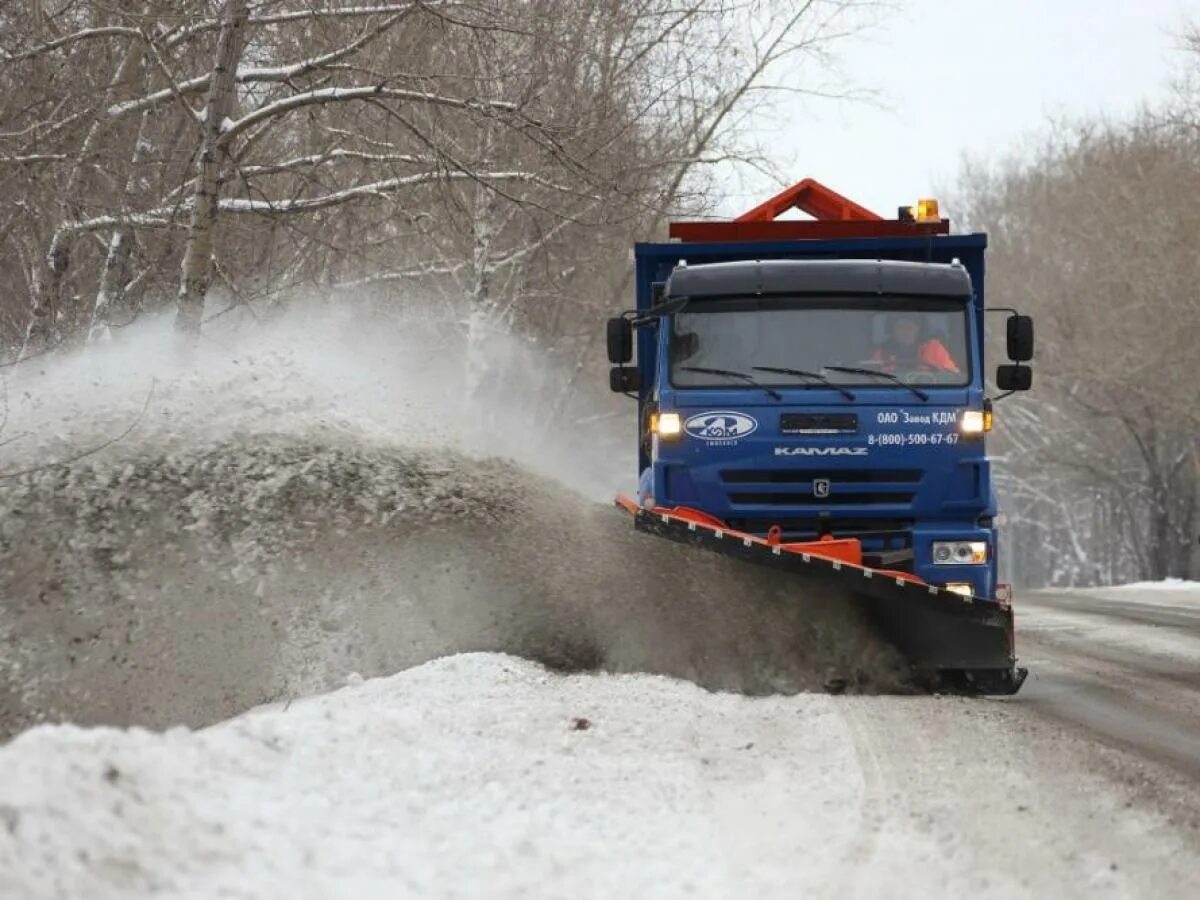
[669,177,950,242]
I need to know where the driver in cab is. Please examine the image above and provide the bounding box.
[873,313,959,374]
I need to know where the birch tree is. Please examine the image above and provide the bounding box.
[176,0,250,337]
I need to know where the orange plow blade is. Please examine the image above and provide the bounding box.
[616,497,1026,695]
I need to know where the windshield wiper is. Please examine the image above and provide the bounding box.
[679,365,782,401]
[751,366,856,401]
[824,365,929,401]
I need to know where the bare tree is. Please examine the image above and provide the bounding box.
[175,0,250,337]
[961,115,1200,584]
[0,0,883,381]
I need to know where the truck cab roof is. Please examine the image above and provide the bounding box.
[664,258,972,301]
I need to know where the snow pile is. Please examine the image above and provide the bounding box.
[6,653,1199,900]
[1061,579,1200,609]
[0,654,869,900]
[1107,579,1200,594]
[1,305,910,738]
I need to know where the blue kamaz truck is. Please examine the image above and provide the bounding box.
[607,180,1034,694]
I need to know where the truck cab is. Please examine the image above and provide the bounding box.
[609,181,1033,605]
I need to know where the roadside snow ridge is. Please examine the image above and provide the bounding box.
[0,654,865,900]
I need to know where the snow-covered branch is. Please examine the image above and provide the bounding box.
[0,26,141,64]
[331,262,467,289]
[51,210,184,248]
[111,11,410,119]
[164,132,412,204]
[236,149,436,178]
[217,86,522,145]
[162,4,449,49]
[50,170,566,242]
[220,170,551,215]
[0,154,69,164]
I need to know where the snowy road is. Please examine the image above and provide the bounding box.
[3,586,1199,899]
[1016,586,1200,783]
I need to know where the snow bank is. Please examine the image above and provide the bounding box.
[0,654,866,900]
[6,655,1196,899]
[1107,579,1200,593]
[1062,579,1200,608]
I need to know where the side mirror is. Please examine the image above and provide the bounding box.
[607,317,632,364]
[609,366,640,393]
[1006,315,1034,362]
[996,364,1032,392]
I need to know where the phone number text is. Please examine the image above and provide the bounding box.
[868,433,960,446]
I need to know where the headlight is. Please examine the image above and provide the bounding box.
[932,540,988,565]
[960,409,992,434]
[944,582,974,598]
[653,412,683,439]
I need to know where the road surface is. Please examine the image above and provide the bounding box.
[817,583,1200,898]
[1017,587,1200,782]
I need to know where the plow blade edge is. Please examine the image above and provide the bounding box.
[622,500,1027,695]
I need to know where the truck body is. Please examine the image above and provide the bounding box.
[610,180,1034,692]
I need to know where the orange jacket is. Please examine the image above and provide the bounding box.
[872,340,960,374]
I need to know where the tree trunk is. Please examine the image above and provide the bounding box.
[1146,473,1173,580]
[26,33,146,355]
[91,109,153,342]
[465,185,500,418]
[174,0,249,339]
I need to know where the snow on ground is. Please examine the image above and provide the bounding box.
[1018,605,1200,665]
[1096,579,1200,605]
[4,652,1197,900]
[0,654,869,900]
[1021,580,1200,667]
[1108,579,1200,592]
[1058,579,1200,608]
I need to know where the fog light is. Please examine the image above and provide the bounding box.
[932,540,988,565]
[945,582,974,598]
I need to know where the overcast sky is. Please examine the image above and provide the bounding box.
[719,0,1200,218]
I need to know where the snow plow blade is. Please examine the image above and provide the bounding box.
[617,498,1027,695]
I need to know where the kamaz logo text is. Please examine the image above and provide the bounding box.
[774,447,869,457]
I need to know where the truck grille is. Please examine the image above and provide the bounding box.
[724,516,913,540]
[719,468,921,506]
[721,468,920,484]
[720,469,921,568]
[726,491,915,505]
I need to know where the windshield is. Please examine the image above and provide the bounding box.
[670,296,971,388]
